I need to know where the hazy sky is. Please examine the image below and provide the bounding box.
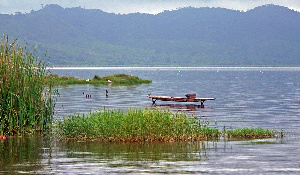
[1,0,299,14]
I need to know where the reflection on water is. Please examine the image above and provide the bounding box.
[0,135,221,174]
[60,141,212,162]
[1,135,295,174]
[151,104,214,111]
[50,141,217,174]
[0,135,50,174]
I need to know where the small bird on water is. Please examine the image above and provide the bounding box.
[86,94,91,98]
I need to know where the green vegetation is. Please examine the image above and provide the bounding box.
[56,108,220,142]
[56,108,278,142]
[223,127,276,139]
[0,35,55,135]
[46,73,152,85]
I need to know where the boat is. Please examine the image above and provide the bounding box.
[147,94,215,107]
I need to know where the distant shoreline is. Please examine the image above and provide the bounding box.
[48,66,300,70]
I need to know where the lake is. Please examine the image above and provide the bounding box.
[1,67,300,174]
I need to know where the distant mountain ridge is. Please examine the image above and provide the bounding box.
[0,4,299,66]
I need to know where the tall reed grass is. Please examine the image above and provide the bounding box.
[56,108,220,142]
[57,108,279,142]
[223,127,276,139]
[0,35,55,135]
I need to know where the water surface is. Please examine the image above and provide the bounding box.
[1,67,299,174]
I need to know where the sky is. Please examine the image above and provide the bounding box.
[0,0,299,14]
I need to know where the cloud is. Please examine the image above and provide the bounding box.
[0,0,299,14]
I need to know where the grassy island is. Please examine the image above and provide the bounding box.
[56,108,279,142]
[46,73,152,85]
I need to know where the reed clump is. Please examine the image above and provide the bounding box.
[46,73,152,85]
[56,108,220,142]
[223,127,276,139]
[56,108,280,142]
[101,74,152,84]
[0,35,55,135]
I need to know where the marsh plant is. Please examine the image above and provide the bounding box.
[0,35,55,135]
[57,108,279,142]
[57,108,221,142]
[46,73,152,85]
[223,127,276,139]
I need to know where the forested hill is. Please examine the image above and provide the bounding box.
[1,4,299,66]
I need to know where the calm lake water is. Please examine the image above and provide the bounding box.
[1,67,300,174]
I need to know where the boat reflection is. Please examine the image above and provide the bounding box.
[150,104,213,111]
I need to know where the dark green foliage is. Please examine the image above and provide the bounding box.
[0,35,55,135]
[0,4,299,66]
